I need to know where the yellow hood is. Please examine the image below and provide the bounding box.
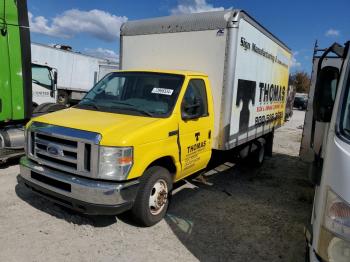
[32,108,175,146]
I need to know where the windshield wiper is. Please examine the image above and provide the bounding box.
[77,100,102,111]
[109,101,153,116]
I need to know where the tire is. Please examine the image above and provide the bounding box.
[33,103,66,115]
[250,142,265,167]
[132,166,173,227]
[305,242,310,262]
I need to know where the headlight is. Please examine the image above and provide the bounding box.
[324,189,350,240]
[318,188,350,261]
[98,146,133,181]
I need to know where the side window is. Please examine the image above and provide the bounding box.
[314,66,340,122]
[32,65,53,90]
[341,77,350,137]
[94,75,125,99]
[104,76,125,97]
[181,79,208,119]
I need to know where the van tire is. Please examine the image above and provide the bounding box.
[132,166,172,227]
[305,242,310,262]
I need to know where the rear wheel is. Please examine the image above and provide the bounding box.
[250,142,266,167]
[132,166,172,227]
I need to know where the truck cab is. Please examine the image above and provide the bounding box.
[19,70,214,226]
[0,0,32,162]
[302,42,350,261]
[31,63,58,108]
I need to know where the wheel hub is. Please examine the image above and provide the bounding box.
[149,179,168,215]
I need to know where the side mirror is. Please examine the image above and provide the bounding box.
[50,70,58,97]
[53,71,58,85]
[314,66,339,122]
[182,103,201,120]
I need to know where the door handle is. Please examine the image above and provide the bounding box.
[168,130,178,137]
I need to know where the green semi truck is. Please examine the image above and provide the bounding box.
[0,0,32,162]
[0,0,63,163]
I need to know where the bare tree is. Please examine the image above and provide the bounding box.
[289,71,311,93]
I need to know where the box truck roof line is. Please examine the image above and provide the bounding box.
[120,10,291,53]
[116,69,207,76]
[31,42,117,62]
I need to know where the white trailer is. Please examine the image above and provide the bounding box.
[31,43,119,104]
[120,10,292,150]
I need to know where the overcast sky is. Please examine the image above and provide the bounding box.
[28,0,350,73]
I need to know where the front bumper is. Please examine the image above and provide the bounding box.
[19,157,139,215]
[305,225,324,262]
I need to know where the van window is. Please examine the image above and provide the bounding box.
[342,76,350,138]
[32,65,53,90]
[181,79,208,118]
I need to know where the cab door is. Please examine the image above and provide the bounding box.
[178,78,212,179]
[0,19,12,122]
[32,64,57,106]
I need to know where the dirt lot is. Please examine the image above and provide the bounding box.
[0,110,313,262]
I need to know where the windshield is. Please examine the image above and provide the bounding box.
[76,72,184,117]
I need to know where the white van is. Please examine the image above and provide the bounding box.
[301,41,350,261]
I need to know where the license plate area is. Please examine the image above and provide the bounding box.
[31,171,71,192]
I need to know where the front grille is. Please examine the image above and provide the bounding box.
[27,123,100,178]
[34,132,79,170]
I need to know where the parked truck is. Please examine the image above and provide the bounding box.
[0,0,66,163]
[31,63,61,112]
[18,10,291,226]
[301,41,350,262]
[31,43,119,105]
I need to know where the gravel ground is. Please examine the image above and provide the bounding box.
[0,110,313,262]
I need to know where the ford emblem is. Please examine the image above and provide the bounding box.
[47,144,63,156]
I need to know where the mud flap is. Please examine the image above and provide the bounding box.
[309,156,323,186]
[265,131,274,157]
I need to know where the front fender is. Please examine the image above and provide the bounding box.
[127,137,181,180]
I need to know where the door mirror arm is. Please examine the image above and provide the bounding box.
[53,71,58,86]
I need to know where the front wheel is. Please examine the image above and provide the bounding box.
[132,166,172,227]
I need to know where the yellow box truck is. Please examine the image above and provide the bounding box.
[18,10,291,226]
